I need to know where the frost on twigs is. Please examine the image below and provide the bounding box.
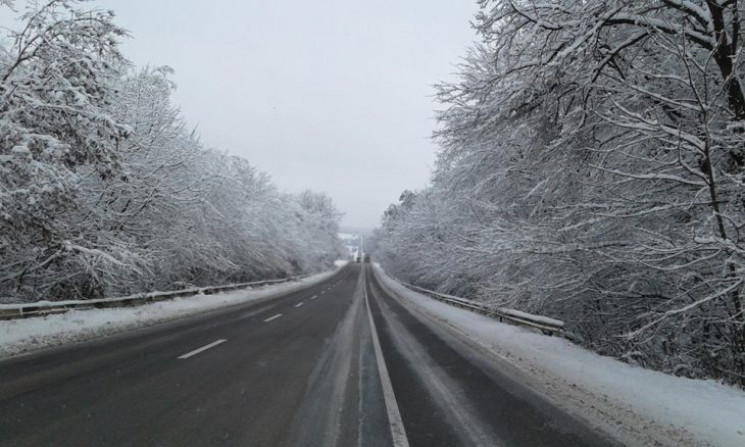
[373,0,745,387]
[0,2,345,305]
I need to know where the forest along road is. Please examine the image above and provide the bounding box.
[0,264,618,447]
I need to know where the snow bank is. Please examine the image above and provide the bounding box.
[0,270,338,358]
[375,266,745,447]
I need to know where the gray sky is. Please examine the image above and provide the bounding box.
[75,1,479,228]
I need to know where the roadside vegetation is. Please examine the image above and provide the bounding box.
[0,1,344,303]
[372,0,745,387]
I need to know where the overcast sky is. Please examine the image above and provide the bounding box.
[32,0,479,229]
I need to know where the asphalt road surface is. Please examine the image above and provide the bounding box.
[0,264,619,446]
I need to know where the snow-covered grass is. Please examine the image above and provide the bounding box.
[374,265,745,447]
[0,269,339,359]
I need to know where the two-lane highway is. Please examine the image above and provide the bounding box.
[0,265,386,446]
[1,264,620,446]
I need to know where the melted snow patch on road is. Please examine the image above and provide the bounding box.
[374,266,745,447]
[0,270,338,358]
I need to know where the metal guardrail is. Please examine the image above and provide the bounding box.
[394,280,579,342]
[0,277,303,321]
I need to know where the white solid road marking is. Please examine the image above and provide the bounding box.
[264,313,283,323]
[177,339,227,360]
[310,295,318,300]
[364,271,410,447]
[295,302,304,308]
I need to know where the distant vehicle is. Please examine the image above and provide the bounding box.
[363,254,370,263]
[355,256,361,263]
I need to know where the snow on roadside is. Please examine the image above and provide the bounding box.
[0,269,338,359]
[374,265,745,447]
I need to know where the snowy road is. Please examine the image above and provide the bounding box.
[0,264,616,446]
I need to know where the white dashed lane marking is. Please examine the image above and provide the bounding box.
[177,339,227,360]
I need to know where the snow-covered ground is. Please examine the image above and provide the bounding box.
[374,265,745,447]
[0,269,339,359]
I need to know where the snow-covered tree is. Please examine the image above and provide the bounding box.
[1,1,344,302]
[0,0,131,299]
[375,0,745,386]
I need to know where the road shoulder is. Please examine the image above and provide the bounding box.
[0,268,346,360]
[371,265,729,447]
